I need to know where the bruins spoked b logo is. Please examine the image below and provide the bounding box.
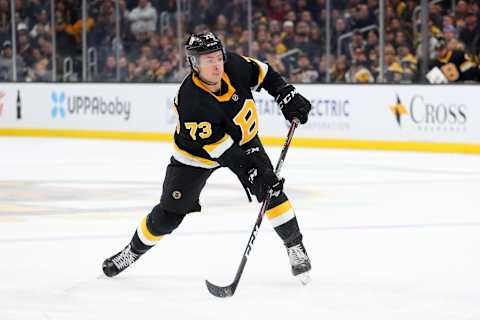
[172,190,182,200]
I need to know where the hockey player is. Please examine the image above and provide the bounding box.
[429,36,479,82]
[102,32,312,283]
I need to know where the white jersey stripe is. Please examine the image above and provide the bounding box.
[267,208,296,228]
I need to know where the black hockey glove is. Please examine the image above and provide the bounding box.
[242,147,284,202]
[217,145,284,203]
[275,84,311,124]
[246,166,284,202]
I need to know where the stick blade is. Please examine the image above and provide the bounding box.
[205,280,236,298]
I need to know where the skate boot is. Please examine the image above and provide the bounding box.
[102,245,140,277]
[287,242,312,285]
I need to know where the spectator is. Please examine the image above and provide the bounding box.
[64,9,96,45]
[290,52,318,83]
[98,55,117,81]
[383,44,403,83]
[299,10,314,26]
[0,0,9,44]
[364,29,378,56]
[266,0,286,21]
[442,15,456,34]
[147,57,161,81]
[281,20,295,49]
[53,9,77,57]
[128,0,157,40]
[455,0,469,20]
[294,21,318,59]
[221,0,247,27]
[367,45,379,79]
[443,25,457,43]
[0,40,26,80]
[0,40,12,80]
[268,32,283,55]
[346,47,374,83]
[284,9,296,23]
[16,23,34,66]
[390,18,402,33]
[29,9,50,39]
[189,0,217,31]
[398,45,417,83]
[351,4,375,29]
[459,14,480,55]
[348,29,366,60]
[394,30,410,50]
[126,61,138,81]
[13,0,30,25]
[333,17,349,55]
[331,55,348,82]
[266,48,286,76]
[224,22,244,49]
[30,58,52,82]
[269,19,282,34]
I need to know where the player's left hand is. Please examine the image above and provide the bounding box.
[276,84,311,124]
[247,168,284,202]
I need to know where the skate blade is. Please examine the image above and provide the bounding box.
[296,272,311,285]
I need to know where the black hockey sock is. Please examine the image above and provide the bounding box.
[274,217,303,247]
[130,231,155,254]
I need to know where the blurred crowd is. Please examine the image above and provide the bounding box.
[0,0,479,83]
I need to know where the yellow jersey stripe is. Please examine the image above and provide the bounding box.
[192,73,235,102]
[140,216,163,242]
[242,56,269,89]
[266,201,292,219]
[251,57,268,88]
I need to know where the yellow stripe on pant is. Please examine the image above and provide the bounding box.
[266,201,295,228]
[136,216,163,246]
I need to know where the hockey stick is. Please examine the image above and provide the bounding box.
[205,118,300,298]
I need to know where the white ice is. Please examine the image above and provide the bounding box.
[0,137,479,320]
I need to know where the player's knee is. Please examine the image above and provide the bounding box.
[148,204,185,235]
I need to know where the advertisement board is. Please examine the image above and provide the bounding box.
[254,85,478,144]
[0,83,478,153]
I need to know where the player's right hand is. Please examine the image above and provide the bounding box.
[275,84,311,124]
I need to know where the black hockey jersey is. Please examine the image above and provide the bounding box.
[172,52,286,169]
[430,49,478,82]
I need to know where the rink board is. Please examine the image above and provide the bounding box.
[0,83,478,153]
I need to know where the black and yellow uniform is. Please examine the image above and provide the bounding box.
[132,52,302,253]
[102,32,312,280]
[172,52,282,169]
[430,49,479,82]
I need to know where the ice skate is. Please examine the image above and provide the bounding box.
[102,245,140,277]
[287,242,312,285]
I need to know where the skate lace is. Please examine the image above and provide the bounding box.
[288,244,308,266]
[112,246,138,270]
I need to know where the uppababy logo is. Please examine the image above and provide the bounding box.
[50,91,131,120]
[51,91,66,118]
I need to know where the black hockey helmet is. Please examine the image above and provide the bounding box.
[185,32,226,72]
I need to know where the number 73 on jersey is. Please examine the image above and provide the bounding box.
[174,99,259,146]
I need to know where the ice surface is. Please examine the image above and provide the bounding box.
[0,137,479,320]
